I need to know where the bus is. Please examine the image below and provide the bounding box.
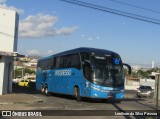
[36,47,131,101]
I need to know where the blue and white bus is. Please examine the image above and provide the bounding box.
[36,47,131,101]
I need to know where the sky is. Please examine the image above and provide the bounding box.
[1,0,160,67]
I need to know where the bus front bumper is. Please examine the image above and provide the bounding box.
[91,90,124,99]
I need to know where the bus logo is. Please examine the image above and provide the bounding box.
[55,70,72,76]
[113,58,120,64]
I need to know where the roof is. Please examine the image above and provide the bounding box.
[0,51,24,57]
[39,47,119,61]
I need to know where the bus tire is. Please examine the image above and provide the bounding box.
[40,85,45,94]
[44,86,50,96]
[74,87,81,101]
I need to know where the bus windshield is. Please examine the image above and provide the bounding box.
[91,55,125,87]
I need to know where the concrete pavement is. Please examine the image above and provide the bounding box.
[0,89,157,105]
[0,85,43,105]
[0,89,159,119]
[0,93,43,105]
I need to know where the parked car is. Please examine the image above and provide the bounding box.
[18,79,30,87]
[12,79,20,84]
[137,86,154,98]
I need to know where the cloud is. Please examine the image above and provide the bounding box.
[81,34,100,41]
[88,37,93,41]
[47,50,54,55]
[81,34,85,37]
[19,13,78,38]
[0,0,6,4]
[96,36,100,39]
[27,50,40,55]
[26,49,55,56]
[0,0,24,14]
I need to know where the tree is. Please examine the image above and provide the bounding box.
[131,68,160,79]
[14,68,35,78]
[137,70,148,78]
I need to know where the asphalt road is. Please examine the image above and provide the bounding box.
[2,88,159,119]
[12,88,159,111]
[31,90,156,110]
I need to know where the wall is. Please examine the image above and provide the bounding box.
[140,79,155,89]
[125,78,156,90]
[0,56,13,94]
[0,61,5,95]
[125,80,140,90]
[154,75,160,100]
[0,8,19,52]
[0,8,19,95]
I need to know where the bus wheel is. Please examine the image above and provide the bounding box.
[74,87,81,101]
[40,85,45,94]
[44,86,50,96]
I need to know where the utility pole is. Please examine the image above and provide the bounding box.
[22,69,24,79]
[14,69,15,79]
[156,74,160,115]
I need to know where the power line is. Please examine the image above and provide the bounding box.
[108,0,160,14]
[60,0,160,25]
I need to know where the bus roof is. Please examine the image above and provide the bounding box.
[39,47,119,61]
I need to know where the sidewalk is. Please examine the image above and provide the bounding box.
[0,92,43,105]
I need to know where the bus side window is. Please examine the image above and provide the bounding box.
[62,55,71,68]
[55,57,61,68]
[51,58,55,69]
[41,60,45,70]
[42,60,48,70]
[46,59,52,70]
[37,61,42,70]
[83,62,92,81]
[59,57,63,68]
[80,53,90,61]
[71,54,81,69]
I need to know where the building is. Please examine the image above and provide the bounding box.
[13,57,37,80]
[0,8,19,95]
[149,72,160,79]
[152,60,155,69]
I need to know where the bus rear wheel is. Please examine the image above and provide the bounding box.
[40,85,45,94]
[74,87,81,101]
[44,86,50,96]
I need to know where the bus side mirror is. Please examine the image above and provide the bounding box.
[82,61,85,65]
[83,60,91,64]
[123,63,131,75]
[83,60,94,70]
